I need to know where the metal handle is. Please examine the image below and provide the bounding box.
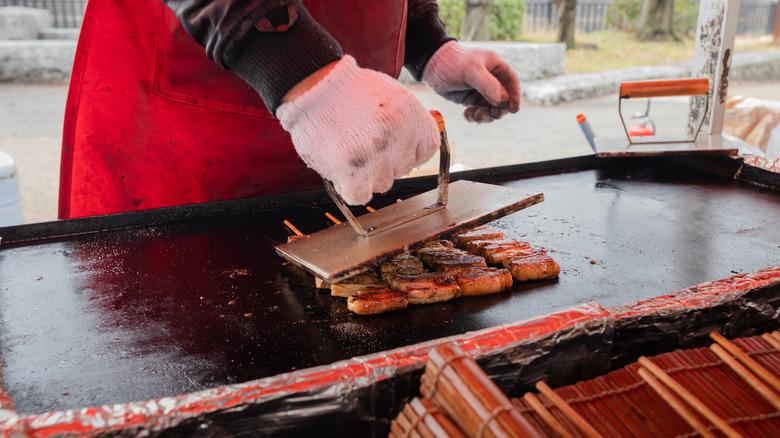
[618,78,710,145]
[325,110,451,237]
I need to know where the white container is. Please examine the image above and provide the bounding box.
[0,151,24,226]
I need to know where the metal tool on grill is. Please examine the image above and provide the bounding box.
[275,111,544,283]
[597,78,739,157]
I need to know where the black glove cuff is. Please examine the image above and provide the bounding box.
[224,6,343,115]
[404,9,456,81]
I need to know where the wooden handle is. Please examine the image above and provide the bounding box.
[430,110,446,133]
[619,78,709,99]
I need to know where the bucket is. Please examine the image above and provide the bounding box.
[0,151,24,226]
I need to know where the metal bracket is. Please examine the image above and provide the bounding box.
[618,78,710,145]
[324,111,451,238]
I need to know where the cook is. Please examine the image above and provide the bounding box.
[58,0,521,218]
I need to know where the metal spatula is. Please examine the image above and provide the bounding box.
[275,111,544,283]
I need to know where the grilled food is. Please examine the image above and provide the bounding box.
[485,245,534,265]
[502,249,561,281]
[453,226,504,247]
[380,253,425,282]
[390,272,461,304]
[347,289,408,315]
[463,239,531,259]
[418,244,488,272]
[330,270,386,298]
[447,267,514,296]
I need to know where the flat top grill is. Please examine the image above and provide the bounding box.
[1,156,779,414]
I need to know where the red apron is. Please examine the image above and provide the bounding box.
[59,0,408,218]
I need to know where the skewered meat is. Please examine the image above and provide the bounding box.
[463,239,532,260]
[330,270,385,298]
[380,253,425,282]
[347,289,407,315]
[427,254,488,271]
[390,272,461,304]
[502,249,561,281]
[422,240,455,249]
[418,245,488,271]
[452,226,504,247]
[485,246,534,265]
[447,267,514,296]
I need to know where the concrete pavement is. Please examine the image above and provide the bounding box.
[2,80,780,224]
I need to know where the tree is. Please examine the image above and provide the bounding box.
[555,0,577,49]
[462,0,493,41]
[636,0,679,41]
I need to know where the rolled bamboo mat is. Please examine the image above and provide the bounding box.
[390,332,780,437]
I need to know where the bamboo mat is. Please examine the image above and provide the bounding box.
[391,332,780,437]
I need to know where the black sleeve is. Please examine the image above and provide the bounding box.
[404,0,456,81]
[160,0,342,115]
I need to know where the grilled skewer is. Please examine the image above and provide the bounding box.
[347,289,407,315]
[503,249,561,281]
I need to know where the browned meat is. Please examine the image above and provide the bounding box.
[390,272,461,304]
[485,245,534,265]
[465,239,531,258]
[422,240,455,249]
[448,267,514,296]
[417,247,469,263]
[330,270,385,298]
[380,253,425,282]
[453,226,504,247]
[427,254,488,271]
[347,289,408,315]
[502,250,561,281]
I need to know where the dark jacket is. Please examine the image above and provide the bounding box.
[161,0,453,114]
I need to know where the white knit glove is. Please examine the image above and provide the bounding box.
[422,41,521,123]
[277,56,439,206]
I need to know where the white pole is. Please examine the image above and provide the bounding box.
[688,0,741,137]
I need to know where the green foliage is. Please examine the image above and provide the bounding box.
[674,0,699,37]
[606,0,698,36]
[492,0,526,41]
[606,0,642,31]
[437,0,526,41]
[437,0,465,37]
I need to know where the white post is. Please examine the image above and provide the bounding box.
[688,0,741,137]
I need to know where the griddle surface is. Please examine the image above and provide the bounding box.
[2,165,780,414]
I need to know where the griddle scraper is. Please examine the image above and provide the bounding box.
[275,111,544,283]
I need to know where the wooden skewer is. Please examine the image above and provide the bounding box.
[535,380,603,438]
[522,392,574,438]
[402,403,429,438]
[422,344,540,438]
[711,332,780,395]
[410,397,466,438]
[710,343,780,411]
[761,333,780,353]
[325,212,341,225]
[637,356,743,438]
[283,219,303,236]
[636,367,717,438]
[366,206,376,213]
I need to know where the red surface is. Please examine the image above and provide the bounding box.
[59,0,407,218]
[628,125,655,137]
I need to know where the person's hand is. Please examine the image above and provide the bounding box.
[422,41,520,123]
[276,56,440,205]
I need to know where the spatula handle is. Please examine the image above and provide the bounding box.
[619,78,709,99]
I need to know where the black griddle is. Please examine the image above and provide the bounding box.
[1,154,780,417]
